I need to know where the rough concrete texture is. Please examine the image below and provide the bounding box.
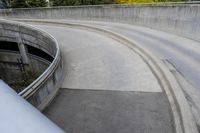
[36,25,161,92]
[58,20,200,130]
[44,89,175,133]
[0,51,49,85]
[0,20,57,57]
[55,20,200,131]
[1,5,200,42]
[33,24,176,133]
[29,21,200,132]
[70,21,200,91]
[0,20,63,111]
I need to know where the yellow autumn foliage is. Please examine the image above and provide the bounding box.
[114,0,184,4]
[114,0,154,3]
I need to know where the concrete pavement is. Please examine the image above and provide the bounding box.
[44,89,174,133]
[30,24,176,133]
[36,25,161,92]
[70,21,200,128]
[49,20,200,130]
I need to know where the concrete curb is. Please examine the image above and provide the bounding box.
[14,19,198,133]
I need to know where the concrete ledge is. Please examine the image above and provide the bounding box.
[0,5,200,42]
[17,19,198,133]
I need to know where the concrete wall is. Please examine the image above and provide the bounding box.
[0,20,63,111]
[0,51,50,92]
[0,4,200,42]
[0,21,57,56]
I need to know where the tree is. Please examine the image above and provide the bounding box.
[49,0,65,6]
[73,0,113,5]
[49,0,113,6]
[114,0,185,3]
[0,0,8,8]
[9,0,48,8]
[10,0,28,8]
[65,0,80,6]
[26,0,47,7]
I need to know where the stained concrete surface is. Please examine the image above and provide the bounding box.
[31,23,175,133]
[44,89,175,133]
[53,20,200,128]
[35,25,161,92]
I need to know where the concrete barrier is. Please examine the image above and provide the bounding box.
[0,4,200,42]
[0,20,63,111]
[0,51,50,92]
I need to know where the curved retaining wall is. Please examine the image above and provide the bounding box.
[0,51,50,92]
[0,4,200,42]
[0,20,63,110]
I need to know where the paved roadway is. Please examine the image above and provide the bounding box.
[31,24,175,133]
[52,20,200,128]
[27,20,200,133]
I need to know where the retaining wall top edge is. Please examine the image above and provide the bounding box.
[0,3,200,11]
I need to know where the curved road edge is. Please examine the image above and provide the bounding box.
[14,19,198,133]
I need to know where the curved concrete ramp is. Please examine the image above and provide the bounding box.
[49,20,200,130]
[38,25,161,92]
[1,4,200,132]
[29,24,175,133]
